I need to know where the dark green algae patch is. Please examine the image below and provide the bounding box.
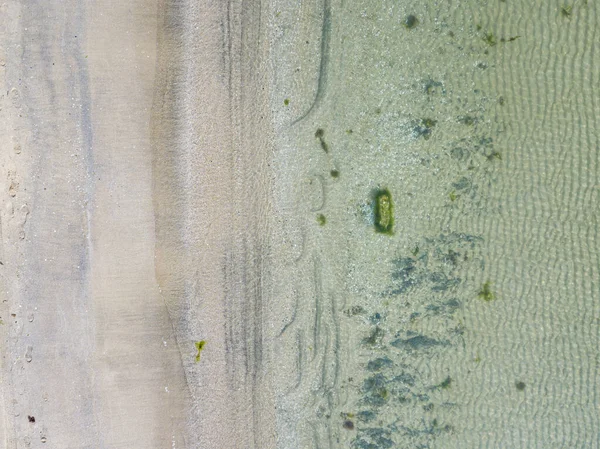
[194,340,206,362]
[343,232,488,448]
[373,188,394,235]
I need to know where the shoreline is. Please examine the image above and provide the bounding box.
[151,0,276,447]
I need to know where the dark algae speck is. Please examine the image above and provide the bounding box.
[343,420,355,430]
[413,118,437,140]
[315,128,329,153]
[439,376,452,389]
[363,326,385,347]
[373,188,394,234]
[478,281,495,301]
[486,150,502,161]
[403,15,418,29]
[320,139,329,153]
[516,381,526,391]
[483,32,497,46]
[194,340,206,362]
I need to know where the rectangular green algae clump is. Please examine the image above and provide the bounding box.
[374,188,394,234]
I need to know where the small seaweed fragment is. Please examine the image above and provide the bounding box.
[363,326,385,346]
[370,312,382,324]
[486,150,502,161]
[330,169,339,178]
[439,376,452,389]
[283,98,290,106]
[373,188,394,234]
[449,191,458,202]
[404,14,419,29]
[561,4,572,17]
[504,35,521,43]
[413,118,437,140]
[478,281,495,301]
[317,214,327,226]
[515,381,526,391]
[483,32,497,46]
[315,128,329,153]
[422,118,437,129]
[344,305,365,316]
[194,340,206,362]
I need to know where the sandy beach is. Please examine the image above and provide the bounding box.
[0,0,275,447]
[2,0,599,448]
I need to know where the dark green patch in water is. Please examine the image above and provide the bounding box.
[373,188,394,235]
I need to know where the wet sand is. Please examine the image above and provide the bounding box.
[3,0,598,448]
[0,1,274,447]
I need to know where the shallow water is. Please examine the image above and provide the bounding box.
[268,1,599,447]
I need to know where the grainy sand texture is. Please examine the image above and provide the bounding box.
[2,0,599,448]
[1,0,275,448]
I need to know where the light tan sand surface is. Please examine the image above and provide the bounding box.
[0,1,275,447]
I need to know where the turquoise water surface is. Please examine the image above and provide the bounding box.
[268,1,599,447]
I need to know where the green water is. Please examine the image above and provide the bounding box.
[268,1,599,448]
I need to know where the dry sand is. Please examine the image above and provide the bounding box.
[0,0,275,448]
